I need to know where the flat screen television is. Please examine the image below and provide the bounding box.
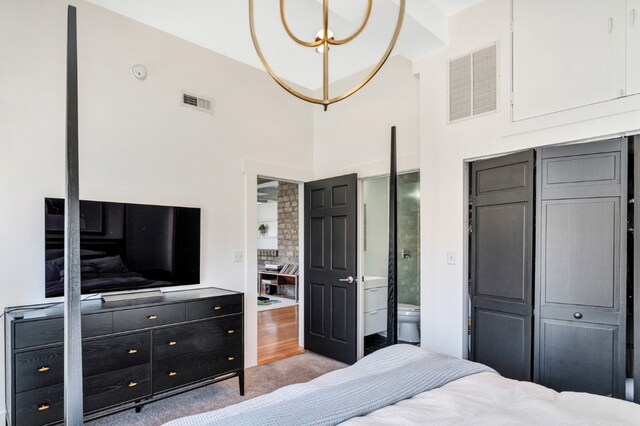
[44,198,201,298]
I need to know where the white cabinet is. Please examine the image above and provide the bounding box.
[512,0,626,121]
[364,309,387,336]
[628,0,640,94]
[363,277,388,336]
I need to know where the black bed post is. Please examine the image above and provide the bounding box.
[387,126,398,345]
[64,5,84,424]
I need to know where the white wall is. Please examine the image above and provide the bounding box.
[313,56,421,179]
[0,0,314,416]
[416,0,640,358]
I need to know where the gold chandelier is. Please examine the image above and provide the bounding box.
[249,0,406,110]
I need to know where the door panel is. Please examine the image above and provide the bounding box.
[476,203,527,300]
[331,286,348,342]
[309,283,325,336]
[535,139,627,399]
[475,309,528,380]
[539,319,617,396]
[512,0,626,120]
[331,216,348,270]
[542,199,617,308]
[470,150,534,381]
[305,174,357,364]
[628,0,640,95]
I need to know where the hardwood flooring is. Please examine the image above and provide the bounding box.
[258,305,305,365]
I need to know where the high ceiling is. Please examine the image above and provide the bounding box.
[86,0,481,90]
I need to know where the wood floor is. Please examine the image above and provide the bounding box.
[258,305,305,365]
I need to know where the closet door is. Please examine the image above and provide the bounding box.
[512,0,626,120]
[536,138,627,398]
[470,150,534,381]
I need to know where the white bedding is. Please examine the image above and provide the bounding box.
[343,372,640,426]
[167,345,640,426]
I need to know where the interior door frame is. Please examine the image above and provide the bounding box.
[243,159,314,368]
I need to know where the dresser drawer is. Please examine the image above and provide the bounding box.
[186,294,243,321]
[14,332,150,394]
[14,365,151,424]
[83,332,150,377]
[14,382,64,426]
[84,364,151,413]
[153,316,242,361]
[112,303,185,332]
[153,348,243,393]
[14,312,112,350]
[15,347,64,394]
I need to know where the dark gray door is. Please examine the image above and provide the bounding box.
[535,138,627,398]
[304,174,357,364]
[470,150,534,381]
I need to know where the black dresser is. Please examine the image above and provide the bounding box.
[4,287,244,425]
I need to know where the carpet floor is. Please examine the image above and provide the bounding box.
[86,351,346,426]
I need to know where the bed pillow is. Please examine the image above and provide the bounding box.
[45,260,61,282]
[45,249,107,260]
[59,262,98,281]
[91,255,129,274]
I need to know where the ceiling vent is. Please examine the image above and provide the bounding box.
[181,92,214,114]
[448,43,497,123]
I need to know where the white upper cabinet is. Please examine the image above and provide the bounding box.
[512,0,626,121]
[627,0,640,95]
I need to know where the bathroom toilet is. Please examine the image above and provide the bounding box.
[398,303,420,343]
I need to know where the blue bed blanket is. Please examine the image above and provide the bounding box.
[166,344,495,426]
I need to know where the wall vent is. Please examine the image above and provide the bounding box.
[181,92,214,114]
[448,43,497,123]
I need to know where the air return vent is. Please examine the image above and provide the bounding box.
[448,43,497,123]
[181,92,214,114]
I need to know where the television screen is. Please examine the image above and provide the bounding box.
[44,198,201,298]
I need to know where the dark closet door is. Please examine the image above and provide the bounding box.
[470,150,534,381]
[304,174,358,364]
[535,138,627,398]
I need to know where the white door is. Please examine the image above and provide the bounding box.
[512,0,626,121]
[627,0,640,95]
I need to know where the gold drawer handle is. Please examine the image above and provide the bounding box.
[168,341,177,346]
[128,381,138,388]
[38,404,50,412]
[227,356,235,361]
[147,315,158,320]
[213,306,222,311]
[227,329,235,334]
[168,371,177,377]
[128,348,138,354]
[38,366,50,373]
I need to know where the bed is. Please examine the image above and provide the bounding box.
[164,344,640,426]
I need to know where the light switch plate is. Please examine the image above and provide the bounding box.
[233,251,244,263]
[446,250,456,265]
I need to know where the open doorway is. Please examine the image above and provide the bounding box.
[256,177,304,365]
[361,171,421,357]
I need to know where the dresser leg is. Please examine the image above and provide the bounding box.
[238,371,245,396]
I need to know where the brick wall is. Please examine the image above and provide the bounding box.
[256,181,299,272]
[277,182,299,266]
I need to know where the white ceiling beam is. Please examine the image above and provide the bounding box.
[389,0,448,44]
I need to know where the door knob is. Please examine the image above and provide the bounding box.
[573,312,583,319]
[338,276,356,284]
